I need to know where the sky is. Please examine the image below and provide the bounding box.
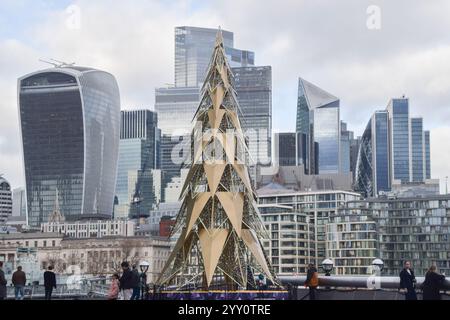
[1,0,450,192]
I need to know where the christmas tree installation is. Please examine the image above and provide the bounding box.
[156,30,277,290]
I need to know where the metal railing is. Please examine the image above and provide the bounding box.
[278,275,450,290]
[5,283,109,300]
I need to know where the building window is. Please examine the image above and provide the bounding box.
[43,241,47,247]
[34,241,38,247]
[52,240,56,247]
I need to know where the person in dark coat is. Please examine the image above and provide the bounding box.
[130,265,141,300]
[44,266,57,300]
[304,264,319,300]
[0,261,7,300]
[422,265,445,300]
[119,261,134,300]
[12,266,26,300]
[399,261,417,300]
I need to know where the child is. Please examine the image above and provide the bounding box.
[107,273,120,300]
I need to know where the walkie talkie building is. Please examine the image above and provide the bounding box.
[18,66,120,227]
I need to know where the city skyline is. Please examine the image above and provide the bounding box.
[1,1,450,193]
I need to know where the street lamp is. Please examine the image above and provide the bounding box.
[139,261,150,300]
[371,258,384,275]
[322,258,334,276]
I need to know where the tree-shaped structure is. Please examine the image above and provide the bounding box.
[156,30,276,290]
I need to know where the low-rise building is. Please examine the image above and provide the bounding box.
[0,232,170,283]
[40,219,136,238]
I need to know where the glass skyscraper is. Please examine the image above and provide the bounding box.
[156,26,260,200]
[387,98,410,183]
[296,77,340,174]
[18,67,120,227]
[115,110,161,218]
[175,26,254,87]
[355,98,431,198]
[354,111,390,198]
[232,66,272,165]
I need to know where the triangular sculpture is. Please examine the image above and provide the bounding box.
[156,29,277,290]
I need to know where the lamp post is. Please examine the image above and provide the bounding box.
[371,258,384,276]
[139,261,149,300]
[322,258,334,276]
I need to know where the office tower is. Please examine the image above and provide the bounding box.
[340,121,352,174]
[115,110,161,218]
[232,66,272,165]
[156,27,258,200]
[296,77,340,174]
[274,132,317,172]
[387,97,410,183]
[349,136,361,180]
[12,187,26,218]
[157,31,275,289]
[0,176,12,224]
[18,66,120,227]
[175,26,254,87]
[355,99,431,198]
[424,130,431,179]
[411,118,424,182]
[354,111,390,198]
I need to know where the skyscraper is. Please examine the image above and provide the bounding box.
[232,66,272,165]
[156,26,260,200]
[340,121,353,174]
[115,110,161,218]
[12,187,26,218]
[296,77,340,174]
[354,111,390,197]
[355,99,431,198]
[174,26,254,87]
[0,176,12,224]
[274,132,317,171]
[18,66,120,227]
[387,97,410,183]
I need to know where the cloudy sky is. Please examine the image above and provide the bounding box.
[1,0,450,191]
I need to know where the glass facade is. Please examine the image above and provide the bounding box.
[411,118,424,182]
[19,67,120,227]
[0,177,12,223]
[374,111,390,193]
[115,110,160,218]
[174,26,254,87]
[354,119,373,198]
[296,78,340,174]
[340,121,352,174]
[424,130,431,179]
[387,98,410,183]
[232,66,272,165]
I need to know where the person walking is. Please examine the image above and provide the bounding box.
[0,261,7,300]
[44,266,57,300]
[130,265,141,300]
[119,261,133,300]
[12,266,27,300]
[399,261,417,300]
[304,263,319,300]
[107,274,120,300]
[422,265,445,300]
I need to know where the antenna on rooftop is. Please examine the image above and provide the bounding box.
[39,58,75,68]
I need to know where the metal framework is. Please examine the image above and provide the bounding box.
[156,30,277,290]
